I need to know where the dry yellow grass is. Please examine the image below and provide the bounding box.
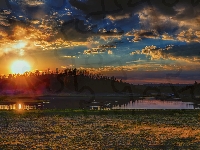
[0,110,200,149]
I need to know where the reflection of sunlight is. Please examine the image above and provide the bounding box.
[18,103,22,109]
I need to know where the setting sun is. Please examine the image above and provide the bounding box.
[11,60,31,74]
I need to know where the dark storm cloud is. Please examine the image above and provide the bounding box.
[60,18,124,42]
[1,0,200,44]
[140,0,200,31]
[149,0,200,19]
[1,0,199,39]
[60,19,92,42]
[68,0,200,36]
[68,0,183,20]
[23,5,49,20]
[69,0,146,20]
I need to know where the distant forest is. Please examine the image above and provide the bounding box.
[0,68,200,102]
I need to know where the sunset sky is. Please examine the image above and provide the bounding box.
[0,0,200,84]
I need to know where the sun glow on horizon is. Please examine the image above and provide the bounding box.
[11,60,31,74]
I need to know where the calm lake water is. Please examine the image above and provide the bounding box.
[112,99,195,109]
[2,96,199,110]
[41,96,199,109]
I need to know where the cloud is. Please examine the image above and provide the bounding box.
[98,44,116,49]
[23,5,50,20]
[83,47,114,55]
[69,0,139,20]
[177,29,200,43]
[60,19,92,42]
[0,24,60,57]
[141,45,164,60]
[130,50,141,55]
[137,7,178,33]
[21,0,45,6]
[108,50,113,55]
[0,9,12,28]
[0,29,7,37]
[126,29,160,42]
[1,0,200,71]
[67,0,200,44]
[60,18,124,42]
[134,29,159,39]
[68,0,183,21]
[136,1,200,37]
[106,13,131,21]
[162,32,174,40]
[140,44,200,63]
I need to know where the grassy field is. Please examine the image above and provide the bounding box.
[0,109,200,149]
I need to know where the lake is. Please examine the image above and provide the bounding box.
[112,99,196,109]
[1,96,200,110]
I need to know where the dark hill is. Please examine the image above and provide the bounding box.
[0,69,200,103]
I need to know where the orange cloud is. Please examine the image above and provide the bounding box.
[126,29,160,42]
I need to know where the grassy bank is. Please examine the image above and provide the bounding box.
[0,110,200,149]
